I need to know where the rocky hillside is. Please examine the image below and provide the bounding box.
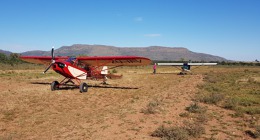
[20,44,226,61]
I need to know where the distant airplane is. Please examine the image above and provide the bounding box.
[157,62,217,74]
[20,47,151,92]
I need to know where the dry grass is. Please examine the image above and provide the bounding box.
[0,64,259,139]
[196,66,260,139]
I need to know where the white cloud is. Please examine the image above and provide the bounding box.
[134,17,143,22]
[144,34,162,37]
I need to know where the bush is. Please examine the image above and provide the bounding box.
[185,103,206,114]
[111,69,117,73]
[184,122,205,138]
[199,93,225,105]
[195,113,208,124]
[245,126,260,139]
[151,123,205,139]
[179,112,190,117]
[141,99,161,114]
[151,125,189,140]
[223,97,238,110]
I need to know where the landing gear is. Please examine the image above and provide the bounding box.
[101,75,108,85]
[51,81,59,91]
[79,82,88,93]
[50,78,88,93]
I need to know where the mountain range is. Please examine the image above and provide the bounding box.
[2,44,227,61]
[0,49,12,55]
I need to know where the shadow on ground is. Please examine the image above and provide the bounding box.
[30,82,138,90]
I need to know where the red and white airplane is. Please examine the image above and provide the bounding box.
[20,47,151,92]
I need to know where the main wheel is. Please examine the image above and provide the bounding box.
[79,82,88,93]
[51,81,59,91]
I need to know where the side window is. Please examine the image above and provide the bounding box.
[57,63,65,68]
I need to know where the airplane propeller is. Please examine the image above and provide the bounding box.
[43,47,55,74]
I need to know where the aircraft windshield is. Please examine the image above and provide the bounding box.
[66,57,76,64]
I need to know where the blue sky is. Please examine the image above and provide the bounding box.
[0,0,259,61]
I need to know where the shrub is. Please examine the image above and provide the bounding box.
[184,122,205,138]
[141,99,161,114]
[179,112,190,117]
[245,126,260,139]
[185,103,206,114]
[112,69,117,73]
[151,125,189,140]
[223,97,238,110]
[151,123,205,139]
[196,113,208,124]
[199,93,225,105]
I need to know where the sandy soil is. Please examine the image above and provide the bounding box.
[0,67,255,139]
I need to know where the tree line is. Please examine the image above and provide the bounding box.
[0,53,23,65]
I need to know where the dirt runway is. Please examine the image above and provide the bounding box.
[0,67,254,139]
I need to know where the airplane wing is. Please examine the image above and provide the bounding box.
[157,63,217,66]
[77,56,151,66]
[20,56,69,65]
[187,63,217,66]
[157,63,184,66]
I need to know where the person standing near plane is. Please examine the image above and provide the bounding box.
[153,63,157,74]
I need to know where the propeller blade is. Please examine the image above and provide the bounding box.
[43,47,55,74]
[51,46,54,60]
[43,63,54,74]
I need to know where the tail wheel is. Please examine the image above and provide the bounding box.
[79,82,88,93]
[51,81,59,91]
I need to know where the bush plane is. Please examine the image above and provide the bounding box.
[157,62,217,75]
[20,47,151,93]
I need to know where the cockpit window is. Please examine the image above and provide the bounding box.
[66,57,76,64]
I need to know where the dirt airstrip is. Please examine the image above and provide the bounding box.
[0,66,255,139]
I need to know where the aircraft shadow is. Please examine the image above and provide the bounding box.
[88,85,138,90]
[31,82,51,85]
[30,82,138,90]
[154,72,178,75]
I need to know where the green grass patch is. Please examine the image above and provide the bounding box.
[198,67,260,115]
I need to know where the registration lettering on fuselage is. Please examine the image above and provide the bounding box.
[112,59,141,64]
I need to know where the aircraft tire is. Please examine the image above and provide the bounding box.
[51,81,59,91]
[80,82,88,93]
